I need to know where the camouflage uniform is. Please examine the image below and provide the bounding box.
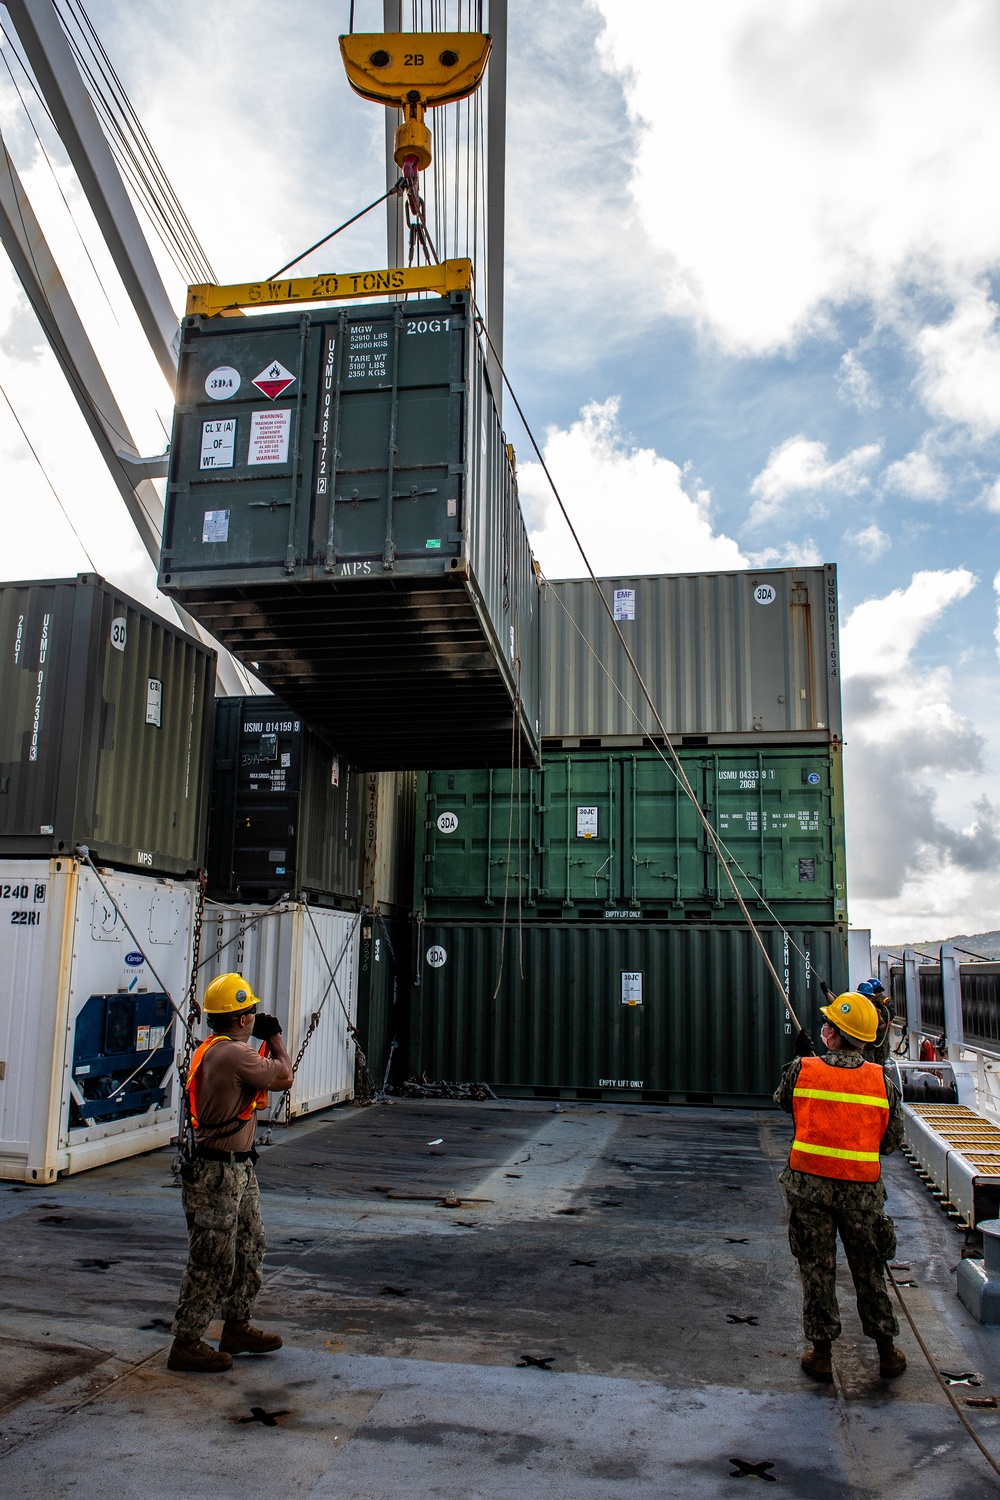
[774,1049,903,1343]
[172,1158,266,1342]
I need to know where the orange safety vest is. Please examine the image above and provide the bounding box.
[186,1035,269,1132]
[789,1056,889,1183]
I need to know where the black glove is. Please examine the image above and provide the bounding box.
[794,1029,816,1057]
[252,1013,282,1040]
[819,979,835,1002]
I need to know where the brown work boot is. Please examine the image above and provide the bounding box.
[876,1336,907,1378]
[800,1339,833,1382]
[167,1337,234,1373]
[219,1319,283,1355]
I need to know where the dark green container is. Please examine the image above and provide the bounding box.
[412,921,849,1104]
[159,297,538,770]
[0,574,215,876]
[356,910,412,1092]
[207,696,363,905]
[416,744,847,924]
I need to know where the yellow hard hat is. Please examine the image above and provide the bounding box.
[203,972,260,1015]
[821,991,879,1044]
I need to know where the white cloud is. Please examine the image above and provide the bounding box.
[843,523,891,559]
[882,449,948,500]
[592,1,1000,353]
[994,570,1000,661]
[745,539,823,567]
[839,569,1000,936]
[747,436,881,526]
[837,351,881,411]
[982,478,1000,513]
[916,286,1000,438]
[519,398,746,578]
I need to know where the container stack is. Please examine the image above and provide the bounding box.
[410,565,850,1104]
[0,575,215,1181]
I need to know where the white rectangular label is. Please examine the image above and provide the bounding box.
[145,678,162,727]
[248,408,291,465]
[613,589,636,621]
[576,805,599,839]
[200,417,236,469]
[202,509,230,543]
[621,971,643,1006]
[331,755,340,787]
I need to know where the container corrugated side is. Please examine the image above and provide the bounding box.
[356,911,411,1092]
[417,744,847,924]
[0,575,215,876]
[362,771,416,914]
[206,696,363,905]
[412,922,848,1103]
[159,301,539,769]
[197,902,359,1116]
[540,566,840,742]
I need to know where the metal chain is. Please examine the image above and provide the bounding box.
[171,869,207,1178]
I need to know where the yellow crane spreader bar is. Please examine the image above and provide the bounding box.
[187,258,473,318]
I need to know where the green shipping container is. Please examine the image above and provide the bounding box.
[412,922,849,1104]
[0,574,215,877]
[159,297,538,770]
[417,745,847,924]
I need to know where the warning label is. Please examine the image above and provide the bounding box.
[252,360,296,400]
[248,409,291,466]
[613,589,636,621]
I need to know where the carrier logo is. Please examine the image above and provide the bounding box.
[125,951,144,967]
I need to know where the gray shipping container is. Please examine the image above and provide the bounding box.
[0,575,215,877]
[413,922,849,1104]
[541,566,841,743]
[159,298,539,770]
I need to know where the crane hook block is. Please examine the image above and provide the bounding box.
[339,32,492,174]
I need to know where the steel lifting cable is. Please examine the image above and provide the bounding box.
[469,320,803,1031]
[886,1267,1000,1481]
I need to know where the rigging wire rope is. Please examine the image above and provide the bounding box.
[470,312,803,1031]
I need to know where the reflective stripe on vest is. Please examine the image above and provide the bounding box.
[186,1035,269,1131]
[789,1056,889,1183]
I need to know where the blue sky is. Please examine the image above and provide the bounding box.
[1,0,999,941]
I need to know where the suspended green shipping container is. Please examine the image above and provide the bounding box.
[159,298,538,770]
[412,922,849,1105]
[417,745,847,924]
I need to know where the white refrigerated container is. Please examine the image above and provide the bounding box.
[0,857,196,1183]
[196,902,360,1120]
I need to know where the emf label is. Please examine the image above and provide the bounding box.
[145,678,162,727]
[613,588,636,621]
[437,811,459,834]
[248,408,291,465]
[202,509,230,543]
[200,418,236,469]
[621,971,643,1007]
[576,806,598,839]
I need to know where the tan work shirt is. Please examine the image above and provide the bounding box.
[193,1037,287,1154]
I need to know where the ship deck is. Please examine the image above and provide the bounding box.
[1,1099,998,1498]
